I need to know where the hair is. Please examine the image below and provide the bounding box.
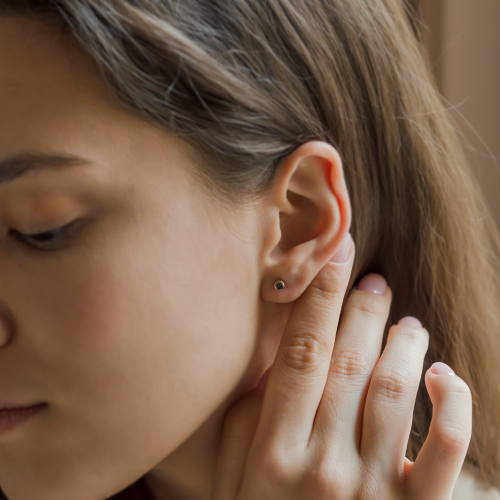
[2,0,500,493]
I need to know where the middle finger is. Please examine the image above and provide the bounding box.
[311,274,392,452]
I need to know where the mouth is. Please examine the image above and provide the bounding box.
[0,403,47,437]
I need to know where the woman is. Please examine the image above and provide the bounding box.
[0,1,499,499]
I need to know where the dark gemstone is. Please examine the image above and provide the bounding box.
[275,281,284,290]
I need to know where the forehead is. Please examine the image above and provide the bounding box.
[0,17,90,85]
[0,16,111,146]
[0,17,181,183]
[0,17,124,158]
[0,16,205,201]
[0,17,107,112]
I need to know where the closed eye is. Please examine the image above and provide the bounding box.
[11,221,78,251]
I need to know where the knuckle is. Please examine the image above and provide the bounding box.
[312,265,345,294]
[331,348,372,380]
[308,284,343,312]
[282,333,326,372]
[371,368,413,401]
[348,292,383,319]
[390,324,428,347]
[254,448,294,486]
[309,268,345,306]
[449,379,473,402]
[308,464,345,499]
[434,425,470,456]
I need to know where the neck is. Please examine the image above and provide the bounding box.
[141,303,288,500]
[144,402,230,500]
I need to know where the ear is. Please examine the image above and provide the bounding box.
[260,141,351,303]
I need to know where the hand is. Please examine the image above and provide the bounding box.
[213,233,472,500]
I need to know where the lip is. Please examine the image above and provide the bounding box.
[0,401,44,410]
[0,403,47,437]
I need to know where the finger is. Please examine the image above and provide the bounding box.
[312,275,392,452]
[213,388,264,500]
[408,363,472,500]
[361,319,429,474]
[254,232,355,449]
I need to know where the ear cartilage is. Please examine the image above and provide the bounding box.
[274,280,286,291]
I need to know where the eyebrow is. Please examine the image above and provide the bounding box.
[0,152,90,184]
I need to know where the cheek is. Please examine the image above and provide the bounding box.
[0,212,260,499]
[32,248,252,439]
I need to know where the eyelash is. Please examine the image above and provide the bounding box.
[12,222,75,251]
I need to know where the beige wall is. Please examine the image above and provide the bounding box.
[420,0,500,228]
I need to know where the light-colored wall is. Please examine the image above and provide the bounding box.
[420,0,500,228]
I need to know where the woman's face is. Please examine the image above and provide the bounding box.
[0,18,281,500]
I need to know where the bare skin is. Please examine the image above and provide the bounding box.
[210,250,472,500]
[0,17,472,500]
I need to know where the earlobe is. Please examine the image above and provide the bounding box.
[260,141,351,303]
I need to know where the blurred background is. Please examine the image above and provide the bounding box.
[413,0,500,229]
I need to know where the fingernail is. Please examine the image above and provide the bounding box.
[430,362,455,376]
[398,316,422,328]
[356,274,387,295]
[330,233,353,263]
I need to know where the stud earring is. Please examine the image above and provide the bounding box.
[274,280,286,291]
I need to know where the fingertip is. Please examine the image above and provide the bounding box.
[424,366,442,399]
[356,273,387,294]
[329,232,354,264]
[430,362,455,376]
[425,364,472,409]
[425,363,456,388]
[397,316,422,328]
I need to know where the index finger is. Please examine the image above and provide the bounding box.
[254,233,355,450]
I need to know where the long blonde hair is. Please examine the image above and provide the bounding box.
[3,0,500,489]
